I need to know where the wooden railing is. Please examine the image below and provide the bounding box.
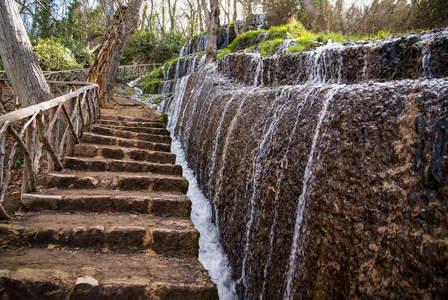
[0,81,100,219]
[0,63,161,111]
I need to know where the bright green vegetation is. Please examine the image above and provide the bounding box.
[33,38,83,71]
[217,21,397,59]
[142,80,161,94]
[121,30,184,65]
[260,39,283,56]
[147,68,164,80]
[163,57,181,69]
[228,30,264,52]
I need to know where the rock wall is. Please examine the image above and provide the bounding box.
[160,29,448,299]
[218,28,448,86]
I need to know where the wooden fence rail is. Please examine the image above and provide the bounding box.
[0,82,100,219]
[0,64,161,110]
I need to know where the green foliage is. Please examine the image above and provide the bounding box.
[11,159,23,170]
[228,30,265,52]
[33,38,82,71]
[266,22,306,40]
[58,37,95,68]
[152,32,185,63]
[142,80,161,94]
[0,59,4,71]
[260,39,283,56]
[121,30,157,64]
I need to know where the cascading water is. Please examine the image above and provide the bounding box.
[159,28,448,299]
[159,73,238,299]
[283,85,343,299]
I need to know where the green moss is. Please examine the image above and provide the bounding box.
[147,68,163,80]
[158,113,168,124]
[227,30,265,52]
[217,48,231,60]
[142,80,161,94]
[163,56,181,69]
[124,87,134,96]
[260,39,283,56]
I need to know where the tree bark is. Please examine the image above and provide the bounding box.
[201,0,220,63]
[302,0,328,32]
[0,0,52,108]
[233,0,253,36]
[87,0,144,106]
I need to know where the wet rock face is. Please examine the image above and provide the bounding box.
[218,28,448,86]
[161,29,448,299]
[161,64,448,299]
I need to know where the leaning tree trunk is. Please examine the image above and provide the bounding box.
[302,0,328,33]
[87,0,143,106]
[201,0,220,63]
[0,0,52,108]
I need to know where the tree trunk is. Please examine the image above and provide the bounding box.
[87,0,144,106]
[302,0,328,32]
[0,0,52,108]
[201,0,220,63]
[233,0,254,36]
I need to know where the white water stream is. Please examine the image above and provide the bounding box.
[171,135,238,299]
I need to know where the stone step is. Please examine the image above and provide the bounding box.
[98,119,165,128]
[74,144,176,164]
[21,190,191,217]
[0,248,218,299]
[81,132,171,152]
[103,124,170,135]
[0,213,198,256]
[100,115,162,123]
[64,157,182,176]
[45,171,189,194]
[89,125,172,145]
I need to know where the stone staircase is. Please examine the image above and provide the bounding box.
[0,112,219,299]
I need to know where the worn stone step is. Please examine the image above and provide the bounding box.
[0,213,198,256]
[89,124,172,144]
[64,157,182,176]
[74,144,176,164]
[81,132,171,152]
[45,171,188,194]
[21,190,191,217]
[98,119,165,128]
[100,115,161,123]
[103,124,170,135]
[0,248,218,299]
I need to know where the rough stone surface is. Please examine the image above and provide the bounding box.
[0,107,218,299]
[161,29,448,299]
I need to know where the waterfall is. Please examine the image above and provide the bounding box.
[237,87,297,298]
[159,72,238,299]
[259,88,315,299]
[283,85,343,299]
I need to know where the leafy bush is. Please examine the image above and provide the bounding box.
[33,38,82,71]
[121,29,157,64]
[58,37,96,68]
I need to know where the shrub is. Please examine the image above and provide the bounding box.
[33,38,82,71]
